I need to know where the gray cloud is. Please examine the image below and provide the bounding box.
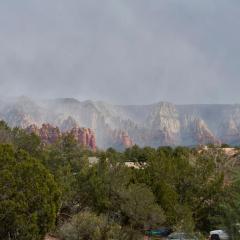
[0,0,239,104]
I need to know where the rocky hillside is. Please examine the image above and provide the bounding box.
[26,123,97,151]
[1,96,240,149]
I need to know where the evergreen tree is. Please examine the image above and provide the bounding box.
[0,144,61,240]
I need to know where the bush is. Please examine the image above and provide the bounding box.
[58,211,121,240]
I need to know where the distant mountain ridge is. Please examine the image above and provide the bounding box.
[1,96,240,149]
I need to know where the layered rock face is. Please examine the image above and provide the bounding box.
[111,130,134,149]
[145,102,181,145]
[4,97,240,149]
[69,127,97,151]
[181,117,220,145]
[26,124,61,145]
[26,123,97,150]
[40,124,61,144]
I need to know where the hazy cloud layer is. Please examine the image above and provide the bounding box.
[0,0,239,104]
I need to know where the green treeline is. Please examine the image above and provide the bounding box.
[0,120,240,240]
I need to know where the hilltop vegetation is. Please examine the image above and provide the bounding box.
[0,120,240,239]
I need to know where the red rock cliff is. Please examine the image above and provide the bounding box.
[112,130,134,149]
[26,124,97,150]
[69,127,97,151]
[26,124,61,145]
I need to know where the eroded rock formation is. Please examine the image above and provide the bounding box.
[26,123,97,150]
[69,127,97,151]
[4,97,240,149]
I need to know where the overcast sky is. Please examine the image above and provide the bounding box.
[0,0,239,104]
